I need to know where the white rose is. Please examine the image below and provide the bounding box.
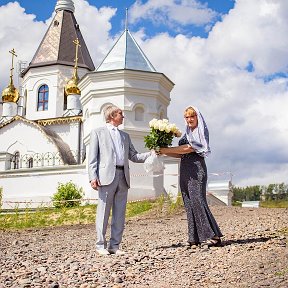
[158,122,165,131]
[170,124,177,133]
[162,119,169,124]
[149,118,158,128]
[165,124,172,133]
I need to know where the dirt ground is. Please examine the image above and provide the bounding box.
[0,206,287,288]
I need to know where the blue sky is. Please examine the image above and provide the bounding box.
[1,0,235,37]
[0,0,288,187]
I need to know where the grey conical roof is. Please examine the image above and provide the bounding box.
[22,4,94,75]
[97,29,156,72]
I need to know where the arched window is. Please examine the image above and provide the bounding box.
[135,107,144,121]
[28,157,33,168]
[37,84,49,111]
[12,151,20,169]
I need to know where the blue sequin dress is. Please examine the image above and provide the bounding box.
[179,134,223,244]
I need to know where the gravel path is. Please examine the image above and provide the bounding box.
[0,206,287,288]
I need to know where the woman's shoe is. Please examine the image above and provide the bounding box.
[202,238,222,247]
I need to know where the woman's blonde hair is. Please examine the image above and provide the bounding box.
[184,106,197,116]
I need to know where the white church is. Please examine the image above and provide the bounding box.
[0,0,232,209]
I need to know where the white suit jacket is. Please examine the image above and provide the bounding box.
[88,126,150,188]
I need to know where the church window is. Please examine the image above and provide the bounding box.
[28,157,33,168]
[37,84,49,111]
[12,151,20,169]
[135,107,144,121]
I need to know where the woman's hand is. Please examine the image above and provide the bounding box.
[160,145,194,157]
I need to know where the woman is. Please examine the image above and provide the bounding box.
[160,106,223,246]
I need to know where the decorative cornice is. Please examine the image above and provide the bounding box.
[0,115,82,129]
[36,116,82,126]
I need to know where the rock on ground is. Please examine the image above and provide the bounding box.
[0,206,287,288]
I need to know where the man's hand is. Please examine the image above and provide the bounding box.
[90,179,101,190]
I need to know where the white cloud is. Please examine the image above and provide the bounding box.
[206,0,288,76]
[0,2,47,90]
[137,0,288,186]
[129,0,218,29]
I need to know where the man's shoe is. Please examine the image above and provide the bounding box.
[96,249,110,255]
[108,248,126,255]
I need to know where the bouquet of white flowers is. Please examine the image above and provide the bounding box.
[144,119,182,173]
[144,118,182,150]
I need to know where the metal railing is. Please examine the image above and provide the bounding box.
[10,149,86,169]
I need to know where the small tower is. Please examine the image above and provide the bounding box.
[79,11,175,201]
[21,0,94,120]
[1,49,19,121]
[80,26,174,151]
[63,38,82,116]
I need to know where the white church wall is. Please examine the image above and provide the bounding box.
[0,152,12,170]
[80,71,172,145]
[0,163,169,209]
[2,102,18,117]
[128,162,165,201]
[162,158,181,200]
[22,66,88,120]
[23,71,58,120]
[46,121,82,153]
[0,120,59,159]
[208,180,233,206]
[0,165,93,209]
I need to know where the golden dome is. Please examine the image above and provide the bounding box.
[64,76,81,96]
[2,82,19,103]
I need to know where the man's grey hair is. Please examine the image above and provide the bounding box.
[103,105,121,123]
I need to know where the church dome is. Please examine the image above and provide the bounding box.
[2,83,19,103]
[65,76,80,95]
[55,0,75,13]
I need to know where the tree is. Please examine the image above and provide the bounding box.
[233,183,288,202]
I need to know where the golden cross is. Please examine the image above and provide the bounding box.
[73,38,81,68]
[9,48,17,78]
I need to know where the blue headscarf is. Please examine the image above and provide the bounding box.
[185,106,211,157]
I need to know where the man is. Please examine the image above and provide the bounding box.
[88,105,150,255]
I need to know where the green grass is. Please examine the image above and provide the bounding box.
[125,200,153,217]
[0,196,180,230]
[260,200,288,208]
[275,267,288,276]
[0,205,97,229]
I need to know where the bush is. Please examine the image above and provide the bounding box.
[52,181,84,208]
